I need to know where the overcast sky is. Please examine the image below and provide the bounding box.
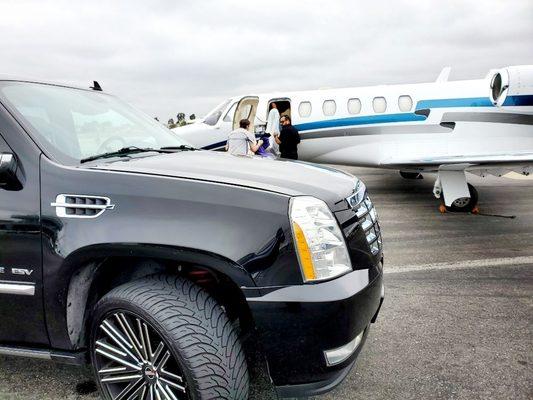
[1,0,532,120]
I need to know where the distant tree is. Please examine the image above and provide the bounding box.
[167,118,177,129]
[176,112,187,127]
[189,114,196,120]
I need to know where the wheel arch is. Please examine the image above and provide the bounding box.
[60,243,256,350]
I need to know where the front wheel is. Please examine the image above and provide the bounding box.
[90,275,249,400]
[445,183,479,212]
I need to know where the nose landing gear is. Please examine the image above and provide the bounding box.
[438,183,479,213]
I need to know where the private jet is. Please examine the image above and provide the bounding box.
[172,65,533,212]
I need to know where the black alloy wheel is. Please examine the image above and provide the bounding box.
[90,275,249,400]
[93,310,189,399]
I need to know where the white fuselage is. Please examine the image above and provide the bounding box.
[173,68,533,176]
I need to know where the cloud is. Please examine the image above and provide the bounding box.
[1,0,532,120]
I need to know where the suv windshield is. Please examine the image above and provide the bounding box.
[0,81,193,165]
[203,99,231,126]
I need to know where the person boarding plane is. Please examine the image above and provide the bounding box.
[172,65,533,212]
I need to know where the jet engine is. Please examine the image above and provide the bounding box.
[489,65,533,107]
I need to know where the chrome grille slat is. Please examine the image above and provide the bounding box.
[344,190,382,256]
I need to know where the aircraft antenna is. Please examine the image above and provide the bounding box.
[90,81,103,91]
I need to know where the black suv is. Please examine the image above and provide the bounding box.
[0,79,384,399]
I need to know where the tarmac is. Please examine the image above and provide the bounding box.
[0,166,531,399]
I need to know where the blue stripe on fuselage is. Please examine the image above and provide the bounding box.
[416,95,533,109]
[294,113,427,132]
[502,94,533,106]
[415,97,493,109]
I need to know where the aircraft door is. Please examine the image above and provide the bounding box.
[232,96,259,131]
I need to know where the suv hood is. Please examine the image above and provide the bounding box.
[90,150,357,204]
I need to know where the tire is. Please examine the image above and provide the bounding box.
[399,171,423,180]
[90,274,249,400]
[445,183,478,213]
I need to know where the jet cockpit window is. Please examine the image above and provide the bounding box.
[347,98,361,114]
[398,95,413,112]
[204,99,231,126]
[298,101,312,118]
[372,97,387,113]
[223,102,237,122]
[322,100,337,116]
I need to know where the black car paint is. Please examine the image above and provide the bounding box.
[0,81,383,396]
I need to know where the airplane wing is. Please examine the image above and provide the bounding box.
[380,152,533,170]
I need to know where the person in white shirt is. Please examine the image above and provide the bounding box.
[226,119,263,156]
[265,102,280,156]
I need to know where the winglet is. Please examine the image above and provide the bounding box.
[435,67,451,83]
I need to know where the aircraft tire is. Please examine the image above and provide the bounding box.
[445,183,478,213]
[399,171,423,180]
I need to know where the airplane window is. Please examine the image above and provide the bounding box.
[372,97,387,113]
[322,100,336,116]
[398,95,413,112]
[298,101,312,118]
[204,99,231,126]
[347,98,361,114]
[223,102,237,122]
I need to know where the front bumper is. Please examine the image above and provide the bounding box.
[247,267,384,398]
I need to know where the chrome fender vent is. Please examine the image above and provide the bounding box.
[51,194,115,218]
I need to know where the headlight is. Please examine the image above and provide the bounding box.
[289,196,351,282]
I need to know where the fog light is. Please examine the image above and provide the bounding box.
[324,329,365,366]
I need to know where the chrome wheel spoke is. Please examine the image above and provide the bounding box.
[139,385,147,400]
[95,311,188,400]
[115,377,144,400]
[101,373,143,384]
[136,318,149,361]
[151,342,165,364]
[142,322,153,361]
[160,368,183,384]
[96,346,142,371]
[101,320,141,364]
[156,381,172,400]
[159,377,186,393]
[163,384,179,400]
[154,351,170,369]
[115,313,146,362]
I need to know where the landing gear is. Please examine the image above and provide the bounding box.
[399,171,423,180]
[442,183,479,213]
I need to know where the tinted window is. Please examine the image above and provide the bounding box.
[0,82,191,164]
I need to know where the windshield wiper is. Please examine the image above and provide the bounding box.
[80,146,177,164]
[159,145,197,151]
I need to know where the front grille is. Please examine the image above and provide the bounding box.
[341,190,382,256]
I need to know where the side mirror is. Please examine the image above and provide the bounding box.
[0,152,23,190]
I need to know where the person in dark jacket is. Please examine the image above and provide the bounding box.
[274,115,300,160]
